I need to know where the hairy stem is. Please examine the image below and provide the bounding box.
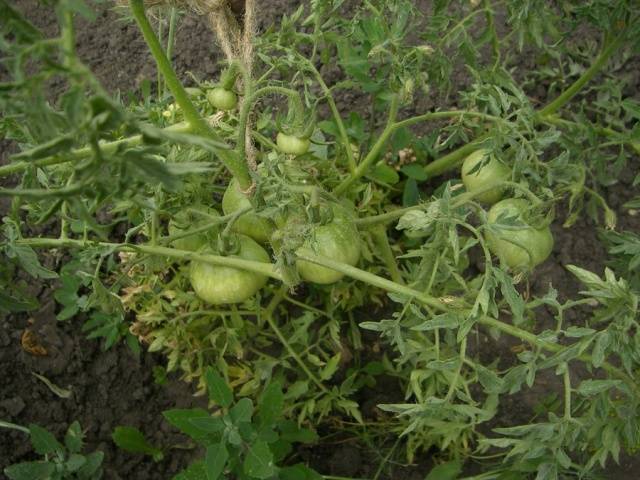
[128,0,251,189]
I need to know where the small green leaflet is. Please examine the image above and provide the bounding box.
[4,461,55,480]
[205,443,228,480]
[29,424,63,455]
[112,426,164,460]
[243,440,276,479]
[204,368,233,408]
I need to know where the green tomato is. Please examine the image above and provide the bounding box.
[189,234,270,305]
[461,149,510,204]
[207,87,238,111]
[296,204,361,284]
[184,87,203,98]
[276,132,311,155]
[168,207,220,252]
[222,178,275,244]
[486,198,554,270]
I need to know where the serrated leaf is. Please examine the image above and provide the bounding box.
[411,312,461,331]
[319,353,341,380]
[204,368,233,408]
[9,245,58,279]
[28,424,63,455]
[576,379,621,396]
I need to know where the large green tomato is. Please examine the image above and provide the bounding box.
[189,234,270,305]
[296,204,361,284]
[486,198,554,270]
[168,207,220,252]
[276,132,311,155]
[461,149,510,204]
[207,87,238,111]
[222,179,275,244]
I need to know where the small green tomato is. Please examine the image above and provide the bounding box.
[461,149,510,204]
[296,204,361,284]
[207,87,238,111]
[276,132,311,155]
[486,198,554,270]
[168,207,220,252]
[189,234,270,305]
[222,178,275,244]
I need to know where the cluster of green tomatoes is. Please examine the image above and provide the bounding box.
[461,150,554,271]
[170,85,359,305]
[172,83,553,306]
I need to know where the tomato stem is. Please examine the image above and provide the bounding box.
[128,0,252,190]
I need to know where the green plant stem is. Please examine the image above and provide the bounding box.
[334,110,499,194]
[263,287,331,394]
[302,58,356,172]
[295,248,446,311]
[538,30,627,117]
[0,184,85,198]
[128,0,251,189]
[165,7,178,97]
[479,316,640,396]
[238,85,302,160]
[563,364,572,420]
[542,115,640,155]
[0,117,196,178]
[19,237,640,396]
[420,27,628,178]
[371,225,404,284]
[18,237,280,279]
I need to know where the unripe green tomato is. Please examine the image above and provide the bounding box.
[207,87,238,111]
[296,204,361,284]
[168,207,220,252]
[222,178,275,244]
[461,149,510,204]
[189,234,270,304]
[486,198,554,270]
[276,132,311,155]
[184,87,203,98]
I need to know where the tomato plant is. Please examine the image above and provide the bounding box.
[1,0,640,478]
